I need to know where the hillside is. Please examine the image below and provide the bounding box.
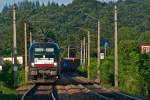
[0,0,149,56]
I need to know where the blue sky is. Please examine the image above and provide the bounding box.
[0,0,114,11]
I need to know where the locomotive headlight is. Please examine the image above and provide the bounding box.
[31,63,34,67]
[54,62,57,66]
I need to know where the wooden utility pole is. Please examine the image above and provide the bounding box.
[80,41,83,68]
[30,32,32,46]
[88,31,90,79]
[104,42,107,57]
[24,23,28,82]
[114,5,118,87]
[82,13,101,80]
[86,43,88,59]
[83,37,86,66]
[68,45,70,58]
[97,20,101,83]
[13,4,17,87]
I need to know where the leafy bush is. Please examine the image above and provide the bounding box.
[139,53,150,95]
[0,60,13,87]
[0,61,25,99]
[89,58,97,78]
[101,55,114,86]
[0,81,16,94]
[0,60,25,87]
[17,65,25,85]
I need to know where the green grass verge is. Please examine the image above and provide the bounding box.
[0,81,19,100]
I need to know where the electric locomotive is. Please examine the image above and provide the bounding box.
[29,42,60,83]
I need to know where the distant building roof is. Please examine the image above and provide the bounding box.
[2,56,23,64]
[141,45,150,54]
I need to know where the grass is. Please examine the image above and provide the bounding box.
[0,94,18,100]
[0,82,19,100]
[78,58,98,79]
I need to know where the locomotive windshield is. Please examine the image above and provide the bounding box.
[35,48,44,52]
[29,42,59,63]
[34,48,55,58]
[35,48,54,53]
[46,48,54,52]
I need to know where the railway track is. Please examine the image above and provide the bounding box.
[99,92,142,100]
[19,72,143,100]
[56,72,142,100]
[73,75,142,100]
[21,84,58,100]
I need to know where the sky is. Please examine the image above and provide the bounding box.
[0,0,114,12]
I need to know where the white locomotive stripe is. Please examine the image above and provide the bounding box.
[34,58,54,64]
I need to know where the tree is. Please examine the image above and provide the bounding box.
[139,53,150,95]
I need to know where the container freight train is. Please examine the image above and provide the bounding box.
[60,58,80,72]
[29,42,60,83]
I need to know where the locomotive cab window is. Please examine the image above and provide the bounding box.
[46,48,54,52]
[35,48,44,52]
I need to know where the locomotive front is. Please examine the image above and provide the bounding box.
[29,42,60,83]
